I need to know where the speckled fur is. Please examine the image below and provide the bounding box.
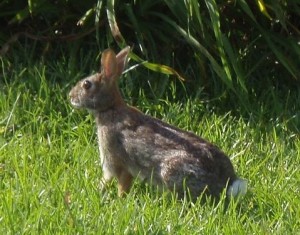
[69,47,243,200]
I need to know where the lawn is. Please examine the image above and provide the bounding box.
[1,52,300,234]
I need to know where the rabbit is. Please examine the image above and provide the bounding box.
[69,46,247,201]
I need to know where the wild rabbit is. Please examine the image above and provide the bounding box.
[69,47,247,201]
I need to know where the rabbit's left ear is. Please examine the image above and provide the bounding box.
[116,46,130,76]
[101,49,118,80]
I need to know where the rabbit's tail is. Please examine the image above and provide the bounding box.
[227,178,247,198]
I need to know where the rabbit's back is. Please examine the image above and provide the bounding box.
[97,106,237,198]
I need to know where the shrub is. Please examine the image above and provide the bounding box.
[1,0,299,102]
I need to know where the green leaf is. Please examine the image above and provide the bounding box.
[106,0,184,81]
[153,12,233,90]
[257,0,272,20]
[222,35,247,92]
[205,0,233,87]
[77,8,95,26]
[9,8,30,24]
[106,0,126,45]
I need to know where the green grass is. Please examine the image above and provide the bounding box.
[1,55,300,234]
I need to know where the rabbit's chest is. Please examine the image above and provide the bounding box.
[97,126,122,163]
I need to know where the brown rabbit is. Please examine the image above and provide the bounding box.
[69,47,247,201]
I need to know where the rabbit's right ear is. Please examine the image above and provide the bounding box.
[101,49,118,81]
[116,46,130,76]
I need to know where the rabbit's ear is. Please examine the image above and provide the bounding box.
[101,49,118,80]
[116,46,130,76]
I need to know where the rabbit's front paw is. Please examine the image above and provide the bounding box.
[99,167,114,191]
[117,169,133,197]
[99,178,110,192]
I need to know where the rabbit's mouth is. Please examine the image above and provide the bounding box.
[70,98,82,109]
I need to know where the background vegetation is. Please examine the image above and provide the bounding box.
[1,0,299,106]
[1,0,300,233]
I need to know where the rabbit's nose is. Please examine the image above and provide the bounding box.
[68,91,75,103]
[68,90,73,99]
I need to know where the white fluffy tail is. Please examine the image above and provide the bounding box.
[227,178,248,198]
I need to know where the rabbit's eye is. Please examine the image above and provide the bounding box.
[83,80,92,90]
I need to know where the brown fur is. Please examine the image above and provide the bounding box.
[69,47,245,200]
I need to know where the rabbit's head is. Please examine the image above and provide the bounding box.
[69,47,130,112]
